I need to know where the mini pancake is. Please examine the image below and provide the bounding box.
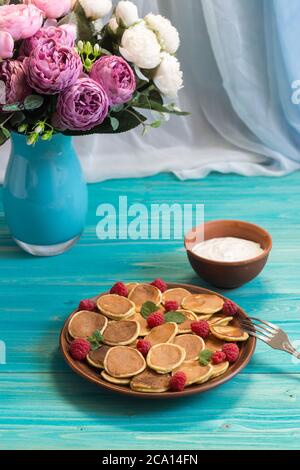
[104,346,146,378]
[210,325,249,342]
[210,361,230,379]
[147,343,186,373]
[196,314,214,321]
[101,370,130,385]
[126,282,139,294]
[204,334,225,352]
[128,284,162,311]
[97,294,135,320]
[177,310,198,333]
[173,362,213,385]
[182,294,224,314]
[68,310,108,339]
[162,287,191,306]
[130,368,170,393]
[208,316,233,327]
[86,345,111,369]
[127,311,150,336]
[102,320,140,346]
[145,322,178,346]
[173,334,205,361]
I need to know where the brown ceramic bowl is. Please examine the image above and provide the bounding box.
[184,220,272,289]
[60,283,256,399]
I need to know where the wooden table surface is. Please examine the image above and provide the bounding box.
[1,172,300,450]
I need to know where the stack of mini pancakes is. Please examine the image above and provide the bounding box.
[66,283,249,393]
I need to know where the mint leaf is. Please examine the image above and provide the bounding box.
[93,330,103,342]
[199,349,213,366]
[141,301,159,319]
[89,340,100,351]
[164,311,185,324]
[87,329,103,350]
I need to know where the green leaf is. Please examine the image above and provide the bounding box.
[0,127,10,139]
[93,330,103,342]
[24,95,44,111]
[110,116,120,131]
[87,329,103,351]
[164,311,185,324]
[0,127,10,146]
[148,88,164,105]
[199,349,213,366]
[150,120,162,129]
[62,107,147,136]
[131,98,189,116]
[89,340,100,351]
[141,301,159,320]
[2,103,22,112]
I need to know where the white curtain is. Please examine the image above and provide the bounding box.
[1,0,300,183]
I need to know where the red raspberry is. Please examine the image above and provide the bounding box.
[223,300,238,316]
[191,320,210,339]
[150,278,167,293]
[164,300,179,312]
[78,299,96,311]
[69,338,91,361]
[147,311,165,328]
[136,339,151,357]
[110,282,128,297]
[211,351,227,365]
[169,371,187,391]
[222,343,239,362]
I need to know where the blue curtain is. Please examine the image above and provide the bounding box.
[201,0,300,173]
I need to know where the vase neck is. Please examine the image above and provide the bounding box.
[10,133,73,160]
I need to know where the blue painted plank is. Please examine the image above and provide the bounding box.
[1,171,300,449]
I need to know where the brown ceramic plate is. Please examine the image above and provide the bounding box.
[60,283,256,399]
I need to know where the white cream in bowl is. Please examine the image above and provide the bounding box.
[192,237,264,262]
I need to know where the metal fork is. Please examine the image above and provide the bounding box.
[240,317,300,359]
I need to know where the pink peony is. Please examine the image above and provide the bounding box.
[0,60,32,104]
[0,31,14,60]
[23,0,72,19]
[24,39,82,94]
[0,4,43,41]
[20,25,76,57]
[90,55,136,105]
[54,77,109,131]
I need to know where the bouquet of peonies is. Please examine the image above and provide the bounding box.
[0,0,187,145]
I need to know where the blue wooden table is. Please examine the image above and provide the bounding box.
[1,172,300,450]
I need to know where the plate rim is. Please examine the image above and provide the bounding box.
[60,282,256,399]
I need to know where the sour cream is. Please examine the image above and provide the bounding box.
[192,237,264,262]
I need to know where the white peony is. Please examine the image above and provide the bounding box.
[115,1,139,28]
[79,0,112,20]
[120,21,161,69]
[153,52,183,98]
[145,13,180,54]
[108,16,119,34]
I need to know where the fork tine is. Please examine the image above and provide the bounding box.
[242,318,277,335]
[244,330,271,344]
[240,321,274,339]
[248,317,279,332]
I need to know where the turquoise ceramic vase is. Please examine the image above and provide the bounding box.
[3,133,88,256]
